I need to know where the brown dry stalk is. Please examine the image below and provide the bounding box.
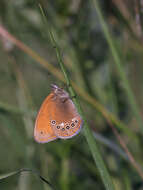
[108,118,143,180]
[112,0,142,38]
[0,24,143,179]
[134,0,143,38]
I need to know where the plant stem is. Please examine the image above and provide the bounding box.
[49,30,115,190]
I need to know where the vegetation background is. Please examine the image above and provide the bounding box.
[0,0,143,189]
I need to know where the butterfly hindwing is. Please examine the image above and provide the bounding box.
[50,99,82,139]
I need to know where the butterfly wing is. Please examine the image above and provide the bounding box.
[50,99,83,139]
[34,93,57,143]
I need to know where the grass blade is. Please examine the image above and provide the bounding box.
[91,0,143,133]
[48,28,115,190]
[0,169,55,190]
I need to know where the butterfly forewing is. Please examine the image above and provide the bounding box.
[34,93,57,143]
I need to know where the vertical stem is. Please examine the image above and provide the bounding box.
[48,30,115,190]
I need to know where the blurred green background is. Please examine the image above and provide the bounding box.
[0,0,143,189]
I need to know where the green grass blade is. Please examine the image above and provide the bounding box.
[0,169,55,189]
[91,0,143,133]
[48,29,115,190]
[0,170,20,180]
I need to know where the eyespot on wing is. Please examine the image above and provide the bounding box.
[52,116,83,139]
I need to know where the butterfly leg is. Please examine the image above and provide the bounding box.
[71,95,76,100]
[61,95,76,103]
[62,97,69,103]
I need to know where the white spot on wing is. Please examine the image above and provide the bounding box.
[72,117,78,121]
[60,122,64,127]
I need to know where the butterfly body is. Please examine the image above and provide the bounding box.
[34,85,82,143]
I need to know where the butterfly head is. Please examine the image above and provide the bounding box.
[51,84,69,100]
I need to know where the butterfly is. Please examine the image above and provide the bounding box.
[34,84,83,143]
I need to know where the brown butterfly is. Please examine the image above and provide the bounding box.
[34,84,83,143]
